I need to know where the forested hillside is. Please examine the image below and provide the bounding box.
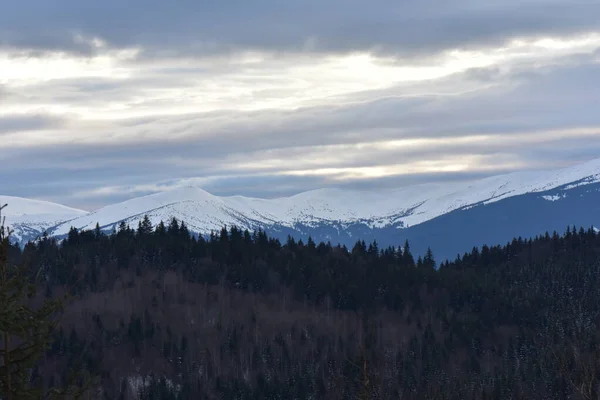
[4,217,600,399]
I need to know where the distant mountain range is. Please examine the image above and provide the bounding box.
[3,158,600,261]
[0,196,87,244]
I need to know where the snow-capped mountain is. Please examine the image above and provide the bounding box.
[51,157,600,234]
[6,158,600,260]
[0,196,87,244]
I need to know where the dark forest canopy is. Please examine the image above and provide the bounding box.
[4,216,600,399]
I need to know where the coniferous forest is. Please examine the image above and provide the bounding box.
[3,216,600,399]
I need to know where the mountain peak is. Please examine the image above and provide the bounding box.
[0,195,86,218]
[150,185,218,202]
[5,157,600,256]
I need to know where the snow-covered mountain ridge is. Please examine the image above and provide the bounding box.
[0,196,87,244]
[49,157,600,236]
[3,158,600,253]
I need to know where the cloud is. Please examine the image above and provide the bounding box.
[0,2,599,209]
[2,0,600,58]
[0,114,67,134]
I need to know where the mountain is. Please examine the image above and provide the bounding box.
[0,196,87,244]
[7,158,600,261]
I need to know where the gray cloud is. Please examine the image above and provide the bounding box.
[1,1,599,209]
[1,0,599,57]
[58,61,600,152]
[0,114,66,134]
[0,58,598,209]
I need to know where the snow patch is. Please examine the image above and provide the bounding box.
[542,194,562,201]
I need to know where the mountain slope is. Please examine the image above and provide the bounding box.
[0,196,87,244]
[52,158,600,230]
[7,158,600,259]
[385,180,600,261]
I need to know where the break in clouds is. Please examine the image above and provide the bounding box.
[1,0,600,210]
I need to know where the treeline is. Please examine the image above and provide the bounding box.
[6,217,600,398]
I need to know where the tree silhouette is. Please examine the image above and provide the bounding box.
[0,205,92,399]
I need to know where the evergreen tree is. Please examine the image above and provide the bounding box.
[94,223,102,238]
[138,215,153,236]
[402,240,415,267]
[155,221,167,236]
[118,221,128,233]
[423,247,436,269]
[167,218,180,235]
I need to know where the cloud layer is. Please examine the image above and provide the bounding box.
[1,0,599,210]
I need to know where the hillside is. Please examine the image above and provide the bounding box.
[10,220,600,399]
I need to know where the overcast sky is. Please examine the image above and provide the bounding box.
[1,0,600,210]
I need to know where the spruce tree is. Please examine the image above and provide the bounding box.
[423,247,436,269]
[137,215,153,236]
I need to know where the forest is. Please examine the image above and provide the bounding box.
[3,215,600,399]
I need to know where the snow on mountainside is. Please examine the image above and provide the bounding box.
[49,158,600,237]
[51,187,261,237]
[386,157,600,227]
[0,196,87,243]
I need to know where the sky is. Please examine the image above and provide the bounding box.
[1,0,600,211]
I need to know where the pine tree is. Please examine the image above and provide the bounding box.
[168,218,180,235]
[155,221,166,236]
[138,215,153,236]
[94,223,102,238]
[402,240,415,267]
[423,247,436,269]
[118,221,128,233]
